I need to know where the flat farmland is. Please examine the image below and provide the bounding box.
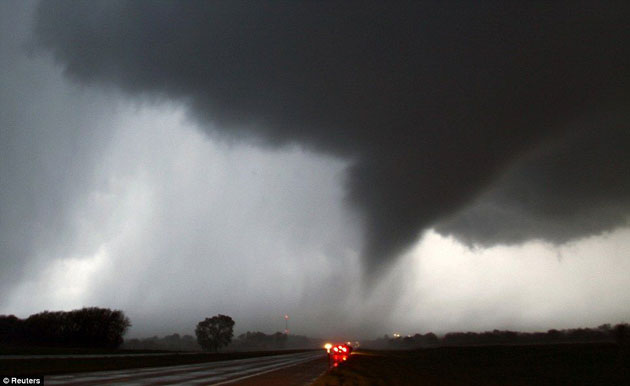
[314,344,630,385]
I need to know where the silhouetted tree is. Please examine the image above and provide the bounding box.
[424,332,439,345]
[195,314,234,352]
[614,323,628,346]
[0,315,22,344]
[272,331,288,348]
[0,307,130,348]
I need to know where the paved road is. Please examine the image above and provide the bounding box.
[45,351,326,385]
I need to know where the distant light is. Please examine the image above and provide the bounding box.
[324,343,332,353]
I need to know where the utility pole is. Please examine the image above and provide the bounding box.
[284,314,289,335]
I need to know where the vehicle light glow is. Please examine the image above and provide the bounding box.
[326,342,354,369]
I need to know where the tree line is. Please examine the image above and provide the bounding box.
[366,323,630,349]
[119,315,237,352]
[123,333,200,351]
[231,331,321,350]
[0,307,131,349]
[123,314,321,352]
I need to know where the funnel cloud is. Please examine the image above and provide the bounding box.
[33,1,630,273]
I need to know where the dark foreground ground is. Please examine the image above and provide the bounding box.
[313,343,630,386]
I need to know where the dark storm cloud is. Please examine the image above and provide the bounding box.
[436,123,630,246]
[33,1,630,271]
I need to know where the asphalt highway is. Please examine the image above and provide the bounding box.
[44,351,326,385]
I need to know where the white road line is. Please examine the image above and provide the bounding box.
[46,354,294,384]
[140,353,320,385]
[46,353,309,383]
[209,354,324,385]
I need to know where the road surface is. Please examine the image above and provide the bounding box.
[45,351,326,385]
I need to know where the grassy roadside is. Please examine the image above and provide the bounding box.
[313,344,630,385]
[0,348,319,376]
[0,344,169,356]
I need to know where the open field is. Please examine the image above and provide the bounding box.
[314,343,630,385]
[0,347,319,376]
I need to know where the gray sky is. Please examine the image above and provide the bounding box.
[1,1,629,340]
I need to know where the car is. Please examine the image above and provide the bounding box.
[324,343,353,367]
